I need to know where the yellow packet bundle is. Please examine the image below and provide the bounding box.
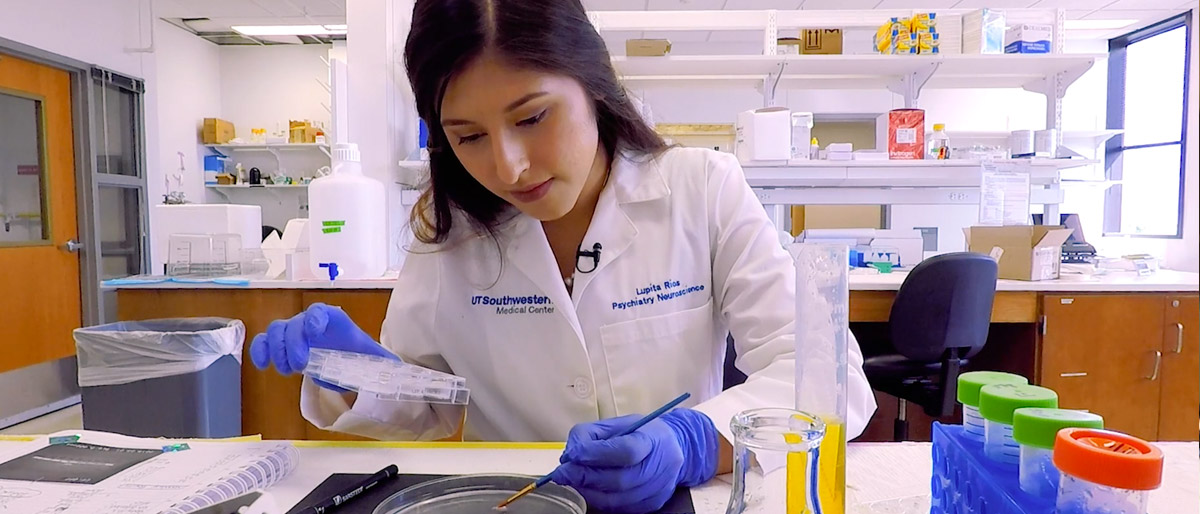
[909,12,937,32]
[874,18,904,53]
[917,31,940,54]
[892,33,918,55]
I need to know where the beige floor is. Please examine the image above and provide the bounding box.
[0,404,83,436]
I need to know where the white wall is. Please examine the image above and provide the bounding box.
[0,0,148,78]
[151,20,221,214]
[218,45,332,135]
[1164,9,1199,273]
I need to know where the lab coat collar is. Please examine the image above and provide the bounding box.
[609,150,671,204]
[503,216,587,343]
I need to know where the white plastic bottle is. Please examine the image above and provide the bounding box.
[928,123,950,160]
[308,143,387,280]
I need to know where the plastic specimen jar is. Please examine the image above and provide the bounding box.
[957,371,1029,443]
[1011,408,1104,498]
[1053,428,1163,514]
[978,383,1057,465]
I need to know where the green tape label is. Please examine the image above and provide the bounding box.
[321,220,345,227]
[322,227,342,234]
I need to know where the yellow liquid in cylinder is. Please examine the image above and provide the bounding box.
[785,420,845,514]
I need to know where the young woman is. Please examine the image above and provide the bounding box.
[251,0,876,511]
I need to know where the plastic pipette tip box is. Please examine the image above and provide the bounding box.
[304,348,471,405]
[932,422,1054,514]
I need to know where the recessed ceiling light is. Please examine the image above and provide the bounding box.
[232,24,347,36]
[1064,19,1138,30]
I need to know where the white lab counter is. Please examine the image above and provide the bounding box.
[105,269,1200,292]
[266,440,1200,513]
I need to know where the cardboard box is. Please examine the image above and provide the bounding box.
[886,109,925,160]
[202,118,235,144]
[626,39,671,57]
[964,225,1074,281]
[800,29,843,55]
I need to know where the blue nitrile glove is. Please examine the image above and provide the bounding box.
[548,409,719,513]
[249,302,399,391]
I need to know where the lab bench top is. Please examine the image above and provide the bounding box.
[1,438,1193,513]
[105,269,1200,292]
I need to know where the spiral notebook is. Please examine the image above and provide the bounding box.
[0,429,298,513]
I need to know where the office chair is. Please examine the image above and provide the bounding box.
[863,252,998,441]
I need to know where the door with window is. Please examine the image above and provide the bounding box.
[0,52,82,374]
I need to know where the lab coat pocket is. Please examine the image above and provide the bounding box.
[599,298,715,415]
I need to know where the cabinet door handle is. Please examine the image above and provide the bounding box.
[1176,323,1185,354]
[1147,351,1162,381]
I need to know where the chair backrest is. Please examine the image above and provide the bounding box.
[889,252,998,362]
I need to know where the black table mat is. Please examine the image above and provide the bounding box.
[285,473,694,514]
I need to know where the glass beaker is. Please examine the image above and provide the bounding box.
[726,409,826,514]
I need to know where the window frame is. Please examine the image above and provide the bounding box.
[1104,11,1192,239]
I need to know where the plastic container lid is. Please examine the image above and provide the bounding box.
[933,123,946,131]
[957,371,1029,407]
[978,383,1058,424]
[1012,408,1104,450]
[1053,428,1163,491]
[333,142,360,163]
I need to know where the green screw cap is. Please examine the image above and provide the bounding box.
[957,371,1029,407]
[1012,408,1104,450]
[978,384,1058,424]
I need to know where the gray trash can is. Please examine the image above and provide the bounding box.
[73,318,244,438]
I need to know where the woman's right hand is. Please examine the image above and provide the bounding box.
[249,303,400,388]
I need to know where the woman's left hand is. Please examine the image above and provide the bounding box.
[549,409,719,513]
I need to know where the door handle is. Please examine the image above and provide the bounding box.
[62,239,82,253]
[1146,351,1162,381]
[1175,323,1185,354]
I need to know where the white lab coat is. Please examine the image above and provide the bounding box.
[301,147,877,444]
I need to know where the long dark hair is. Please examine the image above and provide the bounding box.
[404,0,666,244]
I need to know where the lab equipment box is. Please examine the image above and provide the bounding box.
[735,107,792,164]
[964,225,1073,281]
[202,117,235,144]
[1006,24,1053,54]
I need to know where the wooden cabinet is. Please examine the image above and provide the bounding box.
[1039,294,1199,441]
[1158,295,1199,441]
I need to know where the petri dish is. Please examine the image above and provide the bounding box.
[372,474,586,514]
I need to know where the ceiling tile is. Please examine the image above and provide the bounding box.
[157,0,275,18]
[875,0,961,8]
[798,0,879,9]
[250,0,304,17]
[1082,8,1177,18]
[951,0,1041,7]
[706,29,766,41]
[726,0,803,9]
[647,0,728,9]
[294,0,344,16]
[584,0,648,10]
[1105,0,1191,8]
[644,30,711,41]
[1028,0,1117,8]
